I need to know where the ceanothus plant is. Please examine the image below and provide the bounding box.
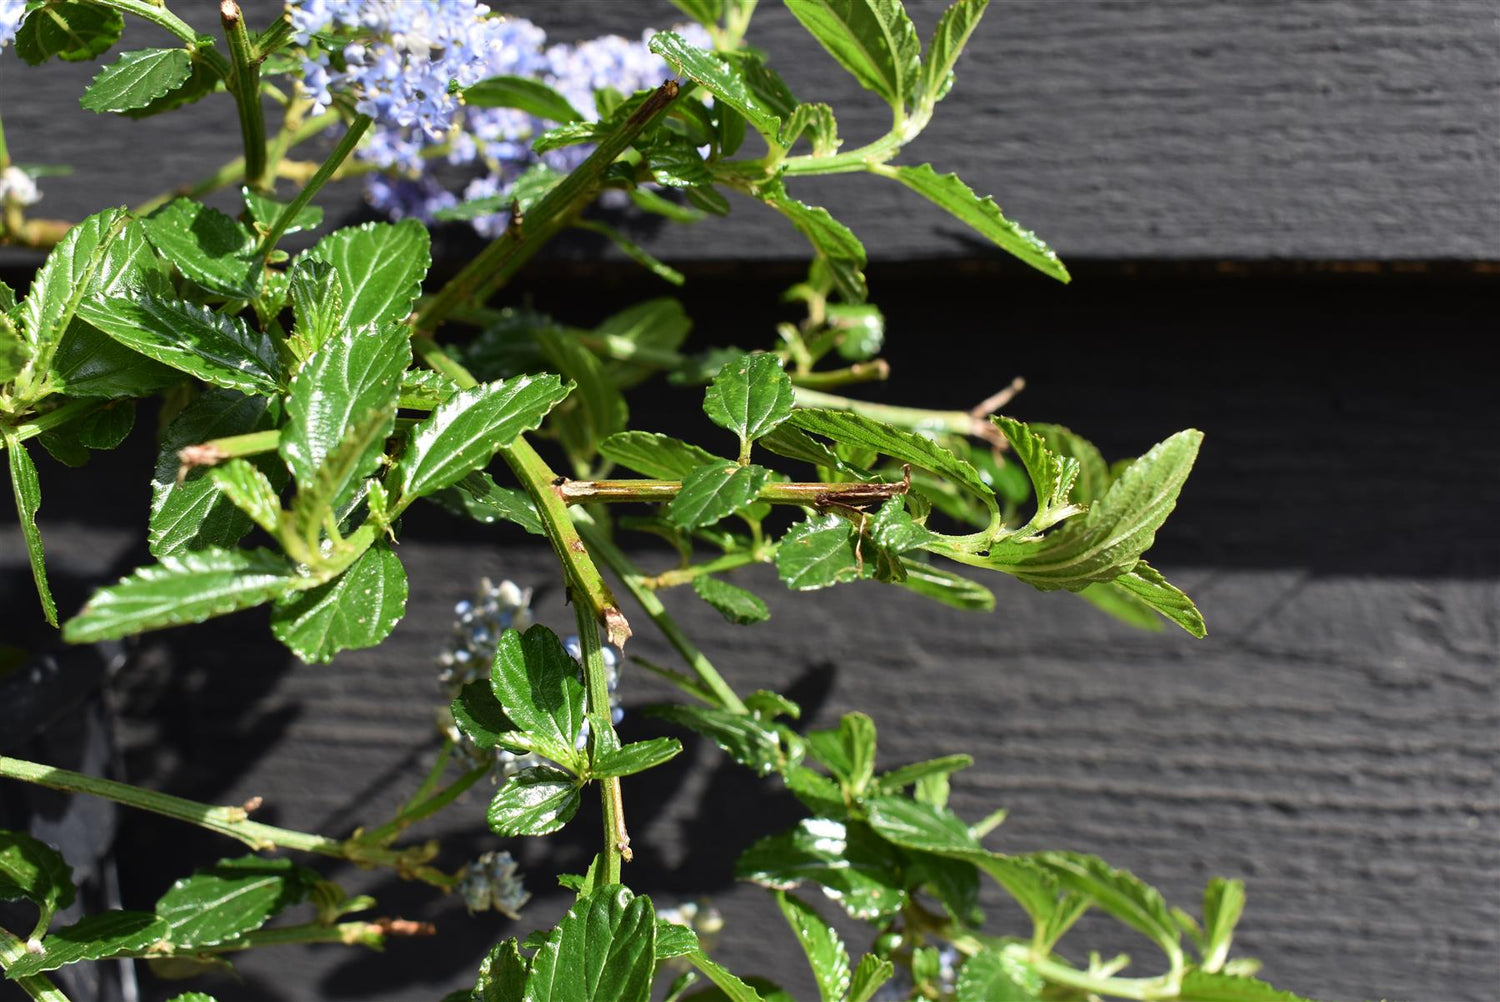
[0,1,1322,1000]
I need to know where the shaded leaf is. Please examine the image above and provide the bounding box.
[451,679,515,752]
[895,560,994,611]
[763,190,866,302]
[805,712,876,794]
[465,75,582,122]
[63,548,297,643]
[142,199,259,299]
[149,390,280,556]
[75,294,282,395]
[430,471,544,536]
[81,47,192,113]
[155,856,306,949]
[4,433,57,625]
[4,911,166,977]
[15,1,123,64]
[649,705,785,777]
[270,542,408,663]
[0,830,75,934]
[692,575,770,625]
[875,754,972,794]
[775,514,861,591]
[486,766,580,838]
[535,326,626,459]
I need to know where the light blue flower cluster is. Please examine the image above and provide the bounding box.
[455,849,529,918]
[286,1,708,233]
[1,0,26,49]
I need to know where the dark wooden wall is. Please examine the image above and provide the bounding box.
[2,3,1496,1002]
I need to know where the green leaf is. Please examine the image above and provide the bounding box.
[736,818,906,921]
[242,187,324,238]
[142,199,259,299]
[0,326,26,384]
[270,542,407,663]
[649,705,786,777]
[164,994,220,1002]
[591,737,683,778]
[667,462,770,529]
[4,433,57,626]
[594,296,691,389]
[451,679,514,752]
[919,0,989,106]
[1029,851,1181,962]
[762,190,866,302]
[63,548,297,643]
[883,164,1068,282]
[49,321,181,399]
[1200,877,1246,971]
[155,856,306,949]
[578,219,685,286]
[600,431,719,480]
[780,102,840,155]
[80,47,192,113]
[473,939,527,1002]
[783,0,921,110]
[208,459,282,537]
[280,320,409,492]
[981,429,1204,591]
[895,561,995,611]
[863,795,981,855]
[669,0,724,28]
[774,892,850,1002]
[1030,422,1110,503]
[0,830,75,935]
[465,75,582,122]
[954,949,1041,1002]
[148,390,280,556]
[1177,971,1316,1002]
[430,471,544,536]
[649,31,782,138]
[680,957,770,1002]
[487,766,581,837]
[755,424,848,472]
[394,374,571,501]
[846,954,895,1002]
[875,754,972,794]
[990,416,1083,534]
[788,408,997,518]
[525,885,655,1002]
[490,625,587,771]
[15,1,123,63]
[692,575,770,625]
[1109,560,1207,637]
[805,712,876,794]
[18,207,129,353]
[286,259,343,362]
[300,220,431,329]
[121,55,220,119]
[776,514,863,591]
[703,353,795,446]
[535,326,627,459]
[75,294,283,395]
[4,911,167,977]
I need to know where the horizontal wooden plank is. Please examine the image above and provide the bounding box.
[0,0,1493,264]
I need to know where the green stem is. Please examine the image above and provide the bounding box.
[576,518,746,714]
[0,754,342,856]
[358,756,491,847]
[411,337,631,648]
[417,79,681,330]
[221,0,267,192]
[0,929,71,1002]
[1,400,103,445]
[575,599,628,882]
[641,548,765,589]
[788,360,890,390]
[257,112,372,257]
[1020,949,1179,1001]
[0,107,11,170]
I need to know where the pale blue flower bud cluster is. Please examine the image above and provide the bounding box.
[455,850,529,917]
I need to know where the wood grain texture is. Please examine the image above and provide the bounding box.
[1,0,1494,265]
